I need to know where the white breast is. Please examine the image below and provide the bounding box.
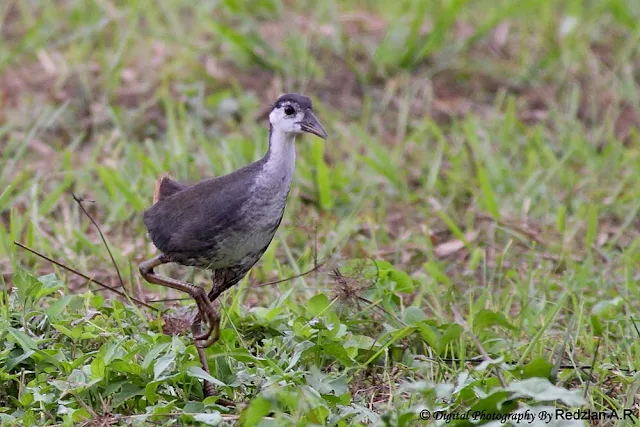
[225,128,297,258]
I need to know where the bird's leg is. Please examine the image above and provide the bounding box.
[194,310,220,348]
[192,299,220,345]
[193,269,246,346]
[191,270,230,344]
[139,255,219,343]
[207,269,234,302]
[191,312,216,397]
[191,311,235,407]
[140,257,231,404]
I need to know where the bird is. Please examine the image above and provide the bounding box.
[139,93,327,398]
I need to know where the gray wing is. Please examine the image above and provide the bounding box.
[142,163,262,258]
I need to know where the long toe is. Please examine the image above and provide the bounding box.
[203,381,216,398]
[203,385,236,408]
[194,322,214,341]
[201,300,219,327]
[192,303,217,341]
[191,312,213,341]
[195,309,220,348]
[195,329,220,349]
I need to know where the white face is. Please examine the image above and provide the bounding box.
[269,102,305,134]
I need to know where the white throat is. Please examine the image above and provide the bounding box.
[257,126,296,189]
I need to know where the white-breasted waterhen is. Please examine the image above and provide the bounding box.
[139,94,327,398]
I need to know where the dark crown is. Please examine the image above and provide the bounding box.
[274,93,313,110]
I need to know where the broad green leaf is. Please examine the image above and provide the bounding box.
[110,360,144,376]
[143,343,170,369]
[345,335,377,350]
[7,327,37,351]
[517,357,554,380]
[153,353,175,380]
[5,350,35,371]
[193,412,223,426]
[390,269,414,293]
[186,366,226,387]
[91,356,105,380]
[240,397,271,427]
[467,390,513,417]
[306,367,348,396]
[473,309,516,331]
[308,293,331,317]
[417,323,438,349]
[404,307,427,325]
[112,383,144,408]
[53,324,75,339]
[508,378,585,406]
[145,381,161,405]
[184,402,206,413]
[285,340,314,372]
[13,270,42,304]
[317,342,353,366]
[438,324,463,351]
[45,295,73,320]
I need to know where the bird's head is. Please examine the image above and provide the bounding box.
[269,93,328,139]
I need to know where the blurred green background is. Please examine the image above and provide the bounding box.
[1,0,640,425]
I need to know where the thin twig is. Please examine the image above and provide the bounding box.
[72,193,125,290]
[147,261,328,303]
[14,241,159,312]
[584,338,601,399]
[313,223,318,268]
[71,391,98,419]
[255,260,326,287]
[147,296,191,303]
[151,225,330,301]
[330,264,405,327]
[111,413,250,421]
[355,294,405,326]
[551,317,574,381]
[425,357,637,374]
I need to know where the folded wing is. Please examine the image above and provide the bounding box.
[143,165,261,260]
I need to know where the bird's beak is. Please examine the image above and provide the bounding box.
[300,110,328,139]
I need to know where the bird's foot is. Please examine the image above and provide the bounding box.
[203,382,235,408]
[192,297,220,345]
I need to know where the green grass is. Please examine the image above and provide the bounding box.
[2,0,640,426]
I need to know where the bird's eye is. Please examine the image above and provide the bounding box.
[284,105,295,116]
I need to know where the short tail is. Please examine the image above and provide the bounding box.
[153,174,189,204]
